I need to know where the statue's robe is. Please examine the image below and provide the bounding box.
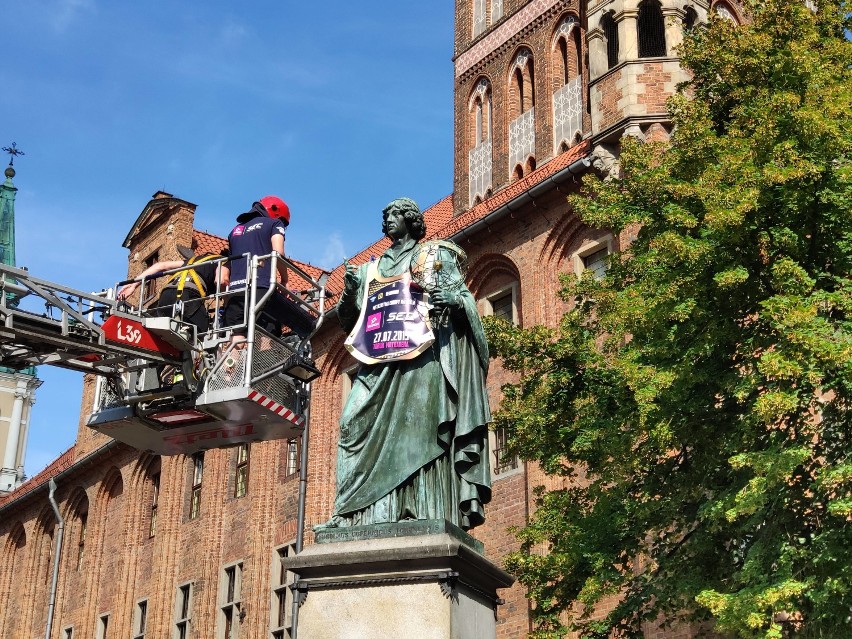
[334,238,491,529]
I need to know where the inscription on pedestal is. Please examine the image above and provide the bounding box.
[314,519,485,553]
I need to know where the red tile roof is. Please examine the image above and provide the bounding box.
[323,143,590,297]
[0,445,75,508]
[192,229,227,256]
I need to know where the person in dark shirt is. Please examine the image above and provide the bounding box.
[221,196,290,338]
[118,245,221,337]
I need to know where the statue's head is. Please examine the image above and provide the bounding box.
[382,197,426,241]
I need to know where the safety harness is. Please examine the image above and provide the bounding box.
[166,254,218,301]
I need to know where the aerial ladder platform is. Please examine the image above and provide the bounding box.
[0,253,327,455]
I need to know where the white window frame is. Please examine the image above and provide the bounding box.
[96,613,110,639]
[174,582,193,639]
[234,444,250,498]
[478,282,519,326]
[572,234,614,279]
[218,561,243,639]
[270,543,297,639]
[189,453,204,519]
[133,598,148,639]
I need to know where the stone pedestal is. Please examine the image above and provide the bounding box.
[283,520,514,639]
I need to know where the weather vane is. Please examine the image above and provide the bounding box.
[2,142,25,166]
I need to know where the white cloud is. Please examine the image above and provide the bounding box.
[318,232,346,270]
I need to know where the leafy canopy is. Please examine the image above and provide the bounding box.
[485,1,852,637]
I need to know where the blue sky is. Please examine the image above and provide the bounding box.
[3,0,456,478]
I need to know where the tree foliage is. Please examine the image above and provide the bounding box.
[485,2,852,637]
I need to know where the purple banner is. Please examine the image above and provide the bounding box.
[345,275,434,364]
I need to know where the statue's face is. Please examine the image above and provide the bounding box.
[385,209,409,241]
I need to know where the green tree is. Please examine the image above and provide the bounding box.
[485,2,852,637]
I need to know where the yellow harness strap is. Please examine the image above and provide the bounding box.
[167,254,217,300]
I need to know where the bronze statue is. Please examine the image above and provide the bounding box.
[320,197,491,531]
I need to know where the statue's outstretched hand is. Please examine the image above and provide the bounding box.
[343,260,359,294]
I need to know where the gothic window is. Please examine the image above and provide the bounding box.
[473,0,486,37]
[469,78,493,205]
[75,510,87,570]
[510,50,535,118]
[471,80,492,146]
[553,15,584,153]
[601,12,619,69]
[234,443,249,498]
[638,0,667,57]
[712,1,739,23]
[474,0,502,38]
[491,0,503,23]
[41,522,55,584]
[189,452,204,519]
[509,50,536,179]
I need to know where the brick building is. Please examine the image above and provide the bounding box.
[0,1,745,638]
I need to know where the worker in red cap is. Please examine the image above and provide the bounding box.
[221,196,291,339]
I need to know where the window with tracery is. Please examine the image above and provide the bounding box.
[469,78,493,205]
[473,0,486,36]
[473,0,503,37]
[712,1,739,23]
[509,50,536,179]
[553,15,584,153]
[638,0,667,57]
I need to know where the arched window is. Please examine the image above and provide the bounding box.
[638,0,667,57]
[470,79,492,146]
[491,0,503,24]
[469,79,493,206]
[601,12,619,69]
[474,0,503,38]
[683,6,699,31]
[473,0,486,37]
[510,49,535,119]
[509,49,536,179]
[70,492,90,570]
[712,1,739,24]
[552,16,584,153]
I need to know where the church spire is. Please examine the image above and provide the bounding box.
[0,142,24,268]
